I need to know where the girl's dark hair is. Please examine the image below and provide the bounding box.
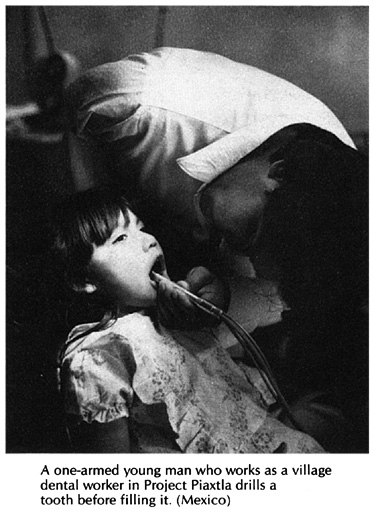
[51,187,133,344]
[53,187,132,287]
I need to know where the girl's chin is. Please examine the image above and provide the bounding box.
[121,299,157,314]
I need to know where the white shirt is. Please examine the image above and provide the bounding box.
[67,46,354,228]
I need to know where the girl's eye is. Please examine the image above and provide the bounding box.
[113,234,128,244]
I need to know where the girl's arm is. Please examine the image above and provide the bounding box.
[69,417,130,453]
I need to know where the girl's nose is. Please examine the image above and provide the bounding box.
[142,231,157,251]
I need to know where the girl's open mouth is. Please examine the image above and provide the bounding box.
[149,255,167,287]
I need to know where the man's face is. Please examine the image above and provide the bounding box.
[198,156,279,254]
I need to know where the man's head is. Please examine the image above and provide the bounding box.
[198,124,355,251]
[198,153,278,253]
[198,123,368,310]
[197,124,307,253]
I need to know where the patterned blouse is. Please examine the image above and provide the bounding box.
[59,312,323,453]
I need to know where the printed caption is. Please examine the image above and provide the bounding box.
[40,463,332,508]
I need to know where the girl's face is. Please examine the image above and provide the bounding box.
[88,210,167,311]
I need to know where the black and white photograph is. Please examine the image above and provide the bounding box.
[5,1,369,461]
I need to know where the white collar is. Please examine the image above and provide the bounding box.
[176,116,303,184]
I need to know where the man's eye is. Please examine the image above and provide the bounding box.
[113,234,128,244]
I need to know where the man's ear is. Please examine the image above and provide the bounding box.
[268,159,286,182]
[72,281,97,294]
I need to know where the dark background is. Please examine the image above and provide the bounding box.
[6,6,368,453]
[7,6,368,133]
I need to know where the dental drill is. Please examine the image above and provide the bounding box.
[152,272,303,432]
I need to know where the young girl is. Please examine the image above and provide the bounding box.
[54,188,323,453]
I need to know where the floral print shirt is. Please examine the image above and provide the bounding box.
[60,312,323,453]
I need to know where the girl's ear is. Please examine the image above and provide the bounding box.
[72,281,97,294]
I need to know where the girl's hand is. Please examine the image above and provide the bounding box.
[157,267,230,329]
